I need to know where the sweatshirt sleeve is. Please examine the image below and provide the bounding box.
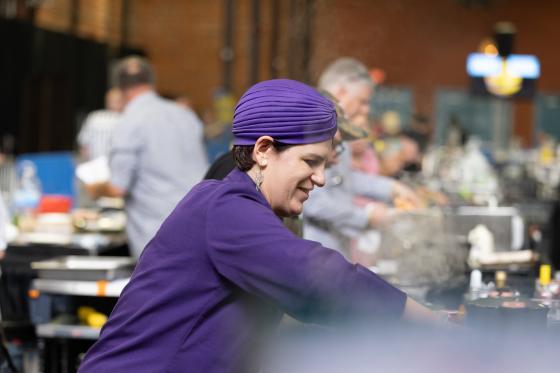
[206,189,406,323]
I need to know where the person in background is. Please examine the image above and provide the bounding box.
[85,56,209,258]
[347,113,394,265]
[349,113,380,175]
[174,94,193,110]
[303,57,420,257]
[377,137,406,177]
[402,113,433,154]
[78,79,440,373]
[203,88,237,162]
[379,110,402,139]
[77,88,124,162]
[398,135,422,174]
[446,113,469,147]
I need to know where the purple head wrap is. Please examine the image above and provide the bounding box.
[232,79,337,145]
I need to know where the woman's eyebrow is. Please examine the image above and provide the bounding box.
[302,153,326,162]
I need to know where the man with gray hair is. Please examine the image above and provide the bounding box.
[318,57,375,120]
[304,57,418,257]
[86,56,208,258]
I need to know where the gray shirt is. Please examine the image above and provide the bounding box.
[303,147,393,254]
[110,91,208,257]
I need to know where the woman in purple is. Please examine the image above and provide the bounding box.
[79,79,437,373]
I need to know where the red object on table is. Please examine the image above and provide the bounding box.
[37,195,72,213]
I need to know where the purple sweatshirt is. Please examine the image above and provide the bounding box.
[79,168,406,373]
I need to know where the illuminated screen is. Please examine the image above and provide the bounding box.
[466,53,540,98]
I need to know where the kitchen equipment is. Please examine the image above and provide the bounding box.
[31,256,135,281]
[377,209,467,287]
[465,298,549,331]
[72,209,126,233]
[445,206,525,252]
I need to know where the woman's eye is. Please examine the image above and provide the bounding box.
[304,159,320,168]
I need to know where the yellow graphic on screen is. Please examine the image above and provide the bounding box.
[484,60,523,97]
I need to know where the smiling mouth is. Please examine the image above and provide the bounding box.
[298,187,312,198]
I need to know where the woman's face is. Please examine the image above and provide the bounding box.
[260,139,333,217]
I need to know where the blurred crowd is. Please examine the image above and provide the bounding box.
[0,55,446,263]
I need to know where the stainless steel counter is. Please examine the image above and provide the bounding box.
[32,278,129,297]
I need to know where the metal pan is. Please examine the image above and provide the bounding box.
[31,256,135,281]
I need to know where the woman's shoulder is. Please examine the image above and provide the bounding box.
[185,174,263,207]
[211,177,264,205]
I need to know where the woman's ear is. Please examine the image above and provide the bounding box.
[253,136,274,167]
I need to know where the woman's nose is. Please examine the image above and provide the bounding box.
[311,166,326,187]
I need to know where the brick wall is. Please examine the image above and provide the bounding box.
[311,0,560,146]
[35,0,122,44]
[126,0,299,113]
[32,0,308,114]
[27,0,560,144]
[34,0,72,33]
[127,0,223,111]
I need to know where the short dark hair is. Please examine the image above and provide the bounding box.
[112,56,155,90]
[232,142,291,171]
